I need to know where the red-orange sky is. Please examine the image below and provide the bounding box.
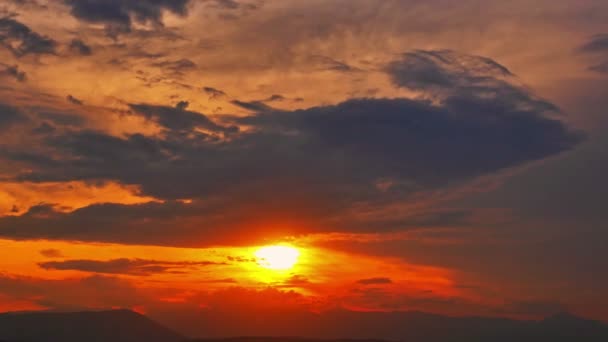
[0,0,607,336]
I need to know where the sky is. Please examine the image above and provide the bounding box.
[0,0,607,336]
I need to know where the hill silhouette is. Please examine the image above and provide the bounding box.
[0,309,183,342]
[164,308,608,341]
[0,309,606,341]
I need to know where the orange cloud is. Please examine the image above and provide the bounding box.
[0,181,157,216]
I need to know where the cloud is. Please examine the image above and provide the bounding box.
[31,122,56,135]
[579,35,608,74]
[0,64,26,82]
[262,94,286,103]
[386,50,514,95]
[66,95,84,105]
[0,273,145,311]
[201,278,237,284]
[63,0,190,36]
[589,61,608,74]
[0,94,581,244]
[579,34,608,53]
[274,275,311,288]
[38,258,226,276]
[151,58,197,76]
[0,103,28,129]
[309,55,359,73]
[39,248,63,258]
[211,0,240,10]
[0,16,57,57]
[37,111,86,127]
[357,277,393,285]
[68,38,92,56]
[0,202,200,246]
[128,103,238,134]
[0,51,584,246]
[202,86,227,100]
[230,99,273,112]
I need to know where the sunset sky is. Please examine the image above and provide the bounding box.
[0,0,607,336]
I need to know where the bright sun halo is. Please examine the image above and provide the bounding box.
[255,245,300,270]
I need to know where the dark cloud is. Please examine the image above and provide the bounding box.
[63,0,190,36]
[579,34,608,53]
[201,0,260,15]
[579,35,608,74]
[0,103,28,129]
[6,0,48,8]
[0,273,145,311]
[69,38,92,56]
[0,202,200,246]
[0,95,581,244]
[39,248,63,258]
[0,16,57,57]
[32,122,56,135]
[201,278,237,284]
[232,95,580,194]
[202,86,227,100]
[589,61,608,74]
[0,51,583,246]
[151,58,197,76]
[310,55,359,73]
[230,99,273,112]
[262,94,286,103]
[386,50,513,94]
[212,0,240,10]
[66,94,84,105]
[227,256,256,263]
[37,111,86,127]
[0,64,26,82]
[38,258,226,276]
[357,277,393,285]
[128,103,238,134]
[175,100,189,110]
[275,275,311,288]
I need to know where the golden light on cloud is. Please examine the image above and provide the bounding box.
[255,245,300,271]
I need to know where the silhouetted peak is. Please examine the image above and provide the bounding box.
[0,309,184,342]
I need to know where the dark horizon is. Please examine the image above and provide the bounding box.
[1,308,608,341]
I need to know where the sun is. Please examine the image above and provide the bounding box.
[255,245,300,270]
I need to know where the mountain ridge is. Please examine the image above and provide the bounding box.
[0,309,183,342]
[0,309,607,342]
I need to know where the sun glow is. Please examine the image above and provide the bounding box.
[255,245,300,270]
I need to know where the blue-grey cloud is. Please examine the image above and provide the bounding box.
[69,38,92,56]
[63,0,190,36]
[230,100,273,112]
[151,58,197,76]
[37,111,86,127]
[0,51,584,246]
[579,34,608,53]
[203,86,227,100]
[579,34,608,74]
[0,64,26,82]
[0,16,57,57]
[128,103,238,134]
[0,103,28,129]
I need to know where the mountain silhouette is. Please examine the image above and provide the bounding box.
[0,309,607,341]
[180,310,608,342]
[0,309,183,342]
